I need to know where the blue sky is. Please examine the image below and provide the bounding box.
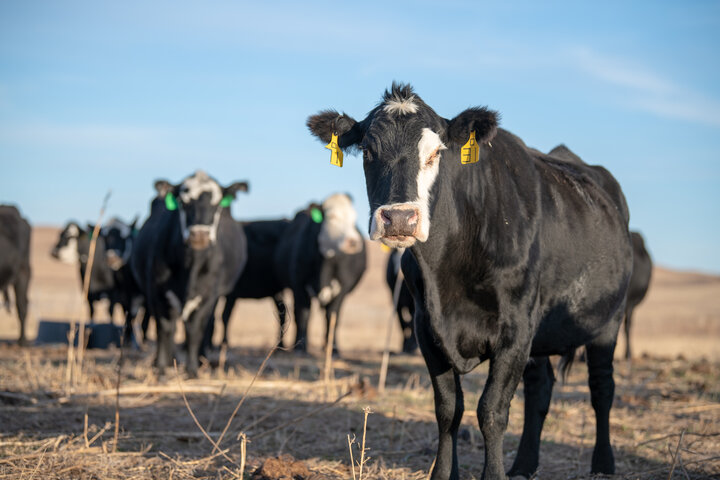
[1,1,719,273]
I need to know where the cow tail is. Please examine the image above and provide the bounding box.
[558,348,578,383]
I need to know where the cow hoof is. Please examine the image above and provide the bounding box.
[591,445,615,474]
[507,466,533,479]
[18,337,28,347]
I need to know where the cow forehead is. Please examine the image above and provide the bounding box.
[65,223,79,237]
[322,193,357,227]
[180,170,222,204]
[102,218,131,238]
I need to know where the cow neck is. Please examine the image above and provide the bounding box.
[413,129,539,273]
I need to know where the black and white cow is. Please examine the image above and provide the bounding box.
[273,193,367,352]
[131,171,249,377]
[386,248,417,353]
[308,83,633,479]
[205,219,291,349]
[51,221,120,321]
[623,231,652,360]
[0,205,31,345]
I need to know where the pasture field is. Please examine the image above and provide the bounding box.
[0,227,719,479]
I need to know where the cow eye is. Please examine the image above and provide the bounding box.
[426,147,441,167]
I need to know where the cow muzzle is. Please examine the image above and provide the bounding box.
[188,227,212,250]
[106,251,124,271]
[370,204,421,248]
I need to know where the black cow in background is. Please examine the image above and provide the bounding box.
[0,205,31,345]
[385,248,417,353]
[308,83,632,479]
[100,217,147,344]
[51,221,120,321]
[205,219,291,349]
[274,193,367,353]
[623,231,652,359]
[131,171,249,377]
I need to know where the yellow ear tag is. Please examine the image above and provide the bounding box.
[380,243,391,253]
[460,131,480,165]
[326,132,344,167]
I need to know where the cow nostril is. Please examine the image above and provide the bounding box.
[380,209,392,225]
[408,212,418,225]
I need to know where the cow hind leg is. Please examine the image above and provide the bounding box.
[292,292,311,353]
[14,266,30,346]
[623,305,635,360]
[221,297,236,347]
[508,356,555,478]
[586,338,617,474]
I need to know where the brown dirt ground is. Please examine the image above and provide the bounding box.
[0,227,718,479]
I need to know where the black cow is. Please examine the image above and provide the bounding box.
[100,217,147,344]
[0,205,31,345]
[273,193,367,352]
[623,231,652,359]
[308,83,633,479]
[131,171,249,377]
[206,219,291,349]
[386,248,417,353]
[51,221,120,320]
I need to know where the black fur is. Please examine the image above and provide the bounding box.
[307,84,633,479]
[623,232,652,359]
[131,174,249,377]
[273,204,367,352]
[51,222,121,321]
[0,205,31,345]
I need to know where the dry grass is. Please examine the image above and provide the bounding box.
[0,344,719,480]
[1,228,719,478]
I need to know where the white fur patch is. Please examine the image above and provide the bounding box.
[383,96,418,116]
[179,170,222,205]
[181,295,203,321]
[55,239,79,263]
[318,193,363,257]
[414,128,445,241]
[318,278,342,305]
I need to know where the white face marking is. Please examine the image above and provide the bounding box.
[181,295,203,321]
[383,95,418,116]
[179,170,222,205]
[318,193,363,257]
[414,128,446,242]
[367,128,445,247]
[55,224,80,264]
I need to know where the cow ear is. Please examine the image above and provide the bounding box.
[154,179,172,197]
[446,107,499,146]
[221,182,249,205]
[307,109,365,150]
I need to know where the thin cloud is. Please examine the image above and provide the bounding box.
[569,46,720,128]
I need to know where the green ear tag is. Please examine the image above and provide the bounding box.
[219,195,233,208]
[310,207,323,223]
[165,193,178,211]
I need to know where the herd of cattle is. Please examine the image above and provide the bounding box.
[0,83,657,479]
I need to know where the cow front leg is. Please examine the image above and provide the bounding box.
[324,295,343,354]
[586,340,617,474]
[508,356,555,478]
[477,348,529,480]
[292,291,311,352]
[273,293,287,346]
[155,315,176,375]
[416,316,463,480]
